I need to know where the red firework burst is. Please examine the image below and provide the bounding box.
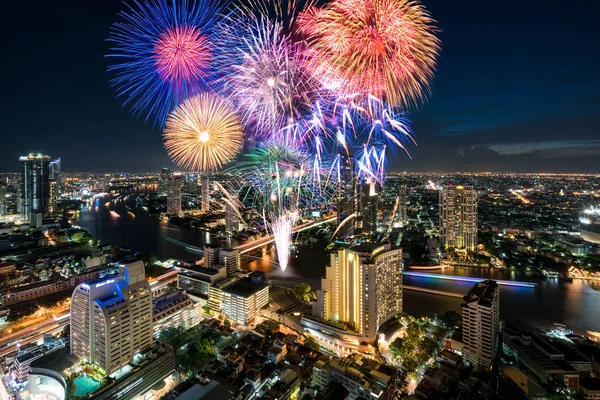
[153,25,212,84]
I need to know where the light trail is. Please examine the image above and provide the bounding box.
[403,271,537,288]
[403,285,463,298]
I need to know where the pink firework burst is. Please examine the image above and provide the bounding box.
[153,25,212,84]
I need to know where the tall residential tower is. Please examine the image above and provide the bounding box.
[20,153,51,222]
[439,185,478,251]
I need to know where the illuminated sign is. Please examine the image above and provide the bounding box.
[95,279,115,288]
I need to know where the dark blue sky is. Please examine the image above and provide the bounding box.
[1,0,599,172]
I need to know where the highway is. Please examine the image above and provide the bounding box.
[0,311,69,358]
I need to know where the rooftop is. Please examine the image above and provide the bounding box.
[222,277,269,298]
[463,280,498,308]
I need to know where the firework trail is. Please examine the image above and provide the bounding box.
[297,0,440,106]
[220,18,319,138]
[163,93,244,171]
[107,0,223,125]
[271,213,295,271]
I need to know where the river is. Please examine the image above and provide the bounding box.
[77,197,600,335]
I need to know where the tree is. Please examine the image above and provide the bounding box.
[292,283,312,303]
[158,326,189,350]
[223,319,231,329]
[304,336,320,351]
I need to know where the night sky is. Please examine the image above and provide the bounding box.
[1,0,599,173]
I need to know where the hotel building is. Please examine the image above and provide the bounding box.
[70,260,153,374]
[307,243,403,353]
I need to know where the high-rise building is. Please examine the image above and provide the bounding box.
[49,158,61,196]
[313,243,403,342]
[358,180,378,234]
[158,167,172,196]
[48,180,58,213]
[462,280,499,370]
[580,206,600,244]
[226,203,240,232]
[201,175,210,211]
[70,260,153,374]
[20,153,51,221]
[0,184,6,215]
[166,175,182,214]
[337,150,356,237]
[439,185,478,251]
[398,184,408,224]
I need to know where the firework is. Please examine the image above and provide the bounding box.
[163,93,244,171]
[221,18,318,137]
[297,0,440,106]
[107,0,223,125]
[236,0,316,33]
[293,95,415,182]
[271,213,295,271]
[229,139,337,212]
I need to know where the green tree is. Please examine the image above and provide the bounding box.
[223,319,231,329]
[158,326,189,350]
[304,336,320,350]
[292,283,312,303]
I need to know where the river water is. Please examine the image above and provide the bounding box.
[77,198,600,335]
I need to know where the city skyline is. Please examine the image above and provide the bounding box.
[1,0,599,173]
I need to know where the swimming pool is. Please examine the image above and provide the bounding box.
[73,375,101,397]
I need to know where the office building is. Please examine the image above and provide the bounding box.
[312,243,403,343]
[203,244,220,269]
[20,153,51,221]
[166,175,182,214]
[70,260,153,374]
[49,158,61,195]
[462,280,499,370]
[439,185,478,251]
[221,276,269,327]
[201,174,210,211]
[358,179,378,234]
[158,167,172,195]
[398,184,408,224]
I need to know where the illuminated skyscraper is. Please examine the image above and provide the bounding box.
[70,260,153,374]
[49,158,61,196]
[158,167,172,196]
[398,184,408,224]
[580,207,600,244]
[313,243,403,342]
[439,185,478,251]
[201,175,210,211]
[49,180,58,213]
[462,280,499,370]
[336,151,356,237]
[358,179,378,234]
[226,203,240,232]
[166,175,182,214]
[20,153,51,221]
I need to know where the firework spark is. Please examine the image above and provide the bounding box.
[236,0,316,33]
[271,213,295,271]
[163,93,244,171]
[297,0,440,106]
[222,18,318,137]
[107,0,223,125]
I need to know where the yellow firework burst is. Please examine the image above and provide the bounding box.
[163,93,244,171]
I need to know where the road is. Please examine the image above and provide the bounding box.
[0,311,69,358]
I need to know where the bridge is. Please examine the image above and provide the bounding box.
[164,215,337,256]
